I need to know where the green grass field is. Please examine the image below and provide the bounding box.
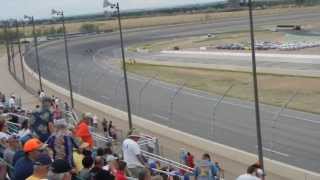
[127,63,320,114]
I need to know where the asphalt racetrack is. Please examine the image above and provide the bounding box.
[25,12,320,172]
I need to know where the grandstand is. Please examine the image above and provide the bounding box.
[0,91,229,180]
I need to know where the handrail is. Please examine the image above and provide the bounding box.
[151,168,189,177]
[7,112,30,120]
[142,150,194,173]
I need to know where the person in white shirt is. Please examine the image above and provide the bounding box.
[236,164,263,180]
[39,91,46,99]
[122,129,147,178]
[8,95,16,109]
[17,120,32,139]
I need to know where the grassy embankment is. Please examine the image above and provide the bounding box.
[127,63,320,114]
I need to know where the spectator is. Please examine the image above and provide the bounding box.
[116,160,128,180]
[108,121,113,137]
[105,154,118,175]
[39,90,45,99]
[186,152,195,168]
[90,156,115,180]
[11,135,32,167]
[13,138,47,180]
[102,118,108,136]
[0,115,9,141]
[236,164,262,180]
[8,95,16,109]
[93,115,98,128]
[47,159,72,180]
[26,153,52,180]
[79,156,94,180]
[3,134,20,177]
[74,113,94,148]
[47,118,79,167]
[17,119,32,139]
[74,142,90,172]
[138,168,151,180]
[122,129,147,178]
[30,97,54,142]
[53,105,62,120]
[194,153,219,180]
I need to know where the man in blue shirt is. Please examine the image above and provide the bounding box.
[13,138,47,180]
[194,153,220,180]
[30,97,53,142]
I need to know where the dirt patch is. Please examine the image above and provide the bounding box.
[127,63,320,114]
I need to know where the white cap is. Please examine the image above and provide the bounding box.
[54,118,68,127]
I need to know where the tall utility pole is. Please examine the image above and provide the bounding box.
[15,20,26,86]
[9,22,17,76]
[25,15,43,91]
[116,2,133,130]
[52,9,74,109]
[4,22,12,71]
[104,1,133,129]
[248,0,265,175]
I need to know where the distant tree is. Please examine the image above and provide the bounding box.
[80,23,98,33]
[56,27,64,34]
[48,27,57,35]
[36,29,42,36]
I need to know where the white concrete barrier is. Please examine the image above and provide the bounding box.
[23,54,320,180]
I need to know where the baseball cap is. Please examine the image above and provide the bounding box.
[51,159,71,174]
[127,128,141,138]
[106,155,118,162]
[54,118,68,127]
[23,138,47,153]
[8,134,19,142]
[35,153,52,166]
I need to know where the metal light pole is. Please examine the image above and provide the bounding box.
[4,22,12,71]
[24,15,43,91]
[52,9,74,109]
[9,23,17,76]
[15,20,26,86]
[248,0,265,173]
[104,1,133,129]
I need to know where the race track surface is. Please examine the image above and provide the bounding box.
[25,12,320,172]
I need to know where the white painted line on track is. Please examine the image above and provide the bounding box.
[152,113,169,121]
[258,146,290,157]
[101,96,111,100]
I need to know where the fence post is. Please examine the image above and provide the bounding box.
[138,74,158,114]
[211,84,234,138]
[169,83,186,127]
[270,91,298,153]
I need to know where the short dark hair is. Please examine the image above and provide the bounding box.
[97,148,104,156]
[118,161,127,171]
[138,168,150,180]
[247,164,260,174]
[104,147,113,155]
[203,153,211,161]
[82,156,94,168]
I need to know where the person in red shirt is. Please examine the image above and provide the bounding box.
[116,161,128,180]
[186,152,195,168]
[74,113,94,148]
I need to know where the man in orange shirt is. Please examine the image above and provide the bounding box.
[74,113,94,148]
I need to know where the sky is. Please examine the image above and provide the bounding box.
[0,0,222,20]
